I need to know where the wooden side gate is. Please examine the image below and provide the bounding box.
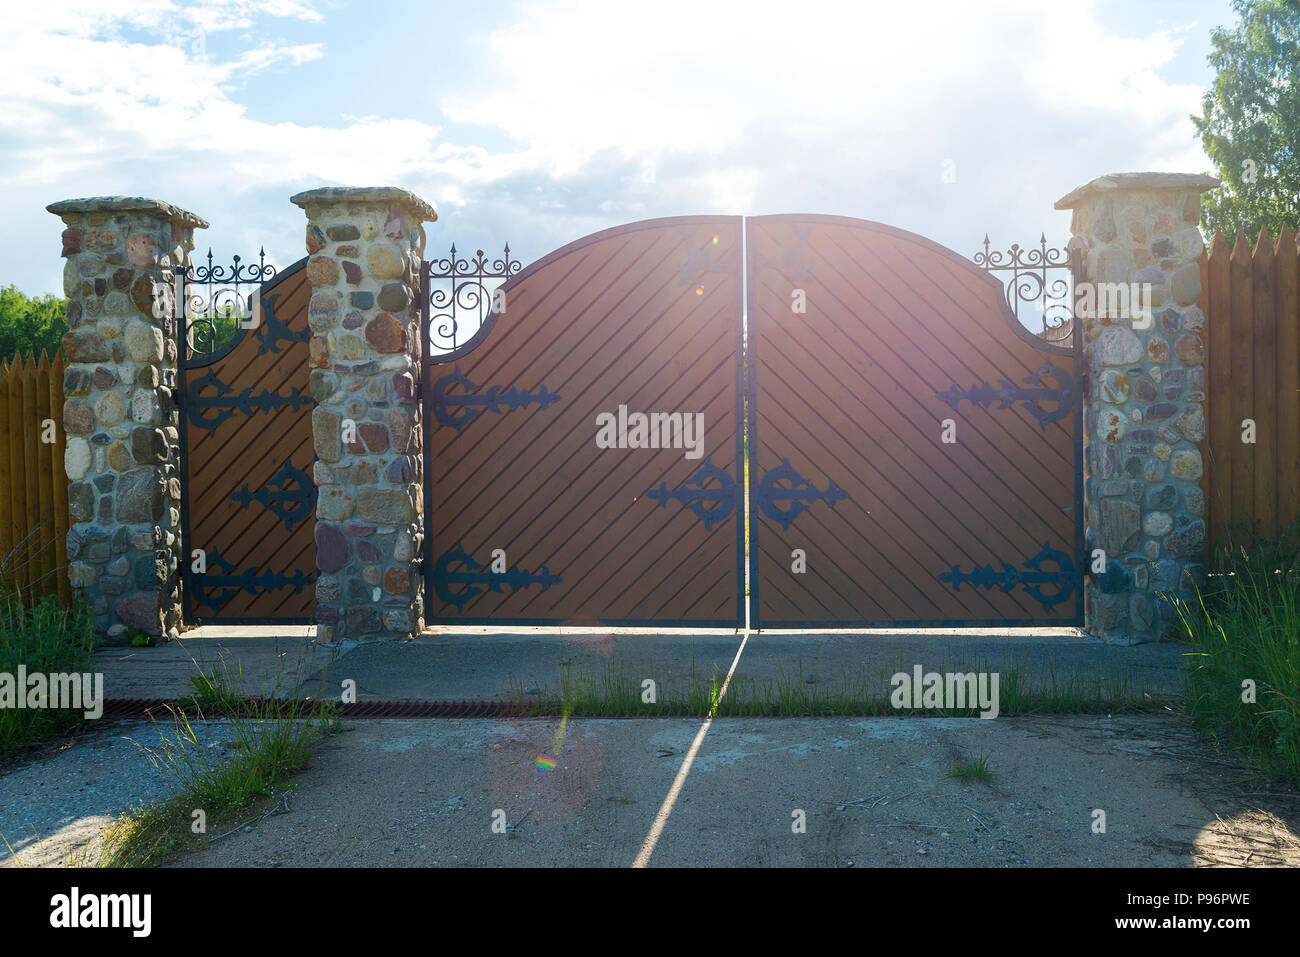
[420,214,1082,629]
[178,256,317,623]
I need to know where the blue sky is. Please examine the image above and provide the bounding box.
[0,0,1235,297]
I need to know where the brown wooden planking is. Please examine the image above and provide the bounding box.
[22,356,39,592]
[748,216,1078,626]
[35,355,54,594]
[0,353,70,603]
[0,360,10,571]
[182,262,315,621]
[1228,231,1255,531]
[426,218,742,624]
[1205,233,1232,548]
[1280,226,1300,535]
[53,352,70,605]
[1252,229,1277,538]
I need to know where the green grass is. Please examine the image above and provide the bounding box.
[0,582,95,754]
[94,649,338,867]
[948,753,994,783]
[506,649,1168,718]
[1176,522,1300,788]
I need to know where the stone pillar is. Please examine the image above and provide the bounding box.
[290,187,436,642]
[1056,172,1219,643]
[48,197,205,640]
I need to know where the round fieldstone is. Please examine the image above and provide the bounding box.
[1147,338,1169,364]
[126,232,159,266]
[343,261,362,285]
[307,256,339,287]
[124,319,163,363]
[107,442,132,472]
[357,488,413,524]
[366,242,406,279]
[376,282,409,313]
[1098,409,1128,442]
[64,437,92,480]
[131,426,168,464]
[365,313,407,354]
[1170,449,1202,481]
[64,400,94,433]
[116,468,163,523]
[384,566,411,595]
[1143,511,1174,536]
[68,482,93,522]
[306,225,327,254]
[1096,326,1143,366]
[316,523,350,573]
[95,390,125,427]
[64,368,92,396]
[1166,520,1206,560]
[327,224,361,242]
[1172,405,1204,442]
[1144,402,1176,422]
[1099,370,1129,404]
[1175,334,1203,365]
[62,333,108,363]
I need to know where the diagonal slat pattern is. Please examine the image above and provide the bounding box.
[747,216,1081,627]
[426,218,744,625]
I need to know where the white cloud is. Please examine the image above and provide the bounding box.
[0,0,1214,294]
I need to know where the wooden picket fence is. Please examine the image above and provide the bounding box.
[0,351,71,604]
[1202,225,1300,551]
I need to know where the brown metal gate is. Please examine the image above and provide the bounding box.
[179,257,316,623]
[423,217,744,625]
[746,215,1082,627]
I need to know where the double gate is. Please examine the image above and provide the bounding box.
[423,215,1082,628]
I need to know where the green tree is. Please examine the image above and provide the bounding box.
[1192,0,1300,240]
[0,285,67,361]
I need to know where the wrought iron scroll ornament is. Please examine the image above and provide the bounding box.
[229,459,317,532]
[431,366,561,432]
[425,244,523,356]
[645,459,736,531]
[180,248,278,358]
[432,544,562,611]
[938,543,1075,613]
[937,360,1075,429]
[749,224,814,283]
[758,458,848,531]
[185,368,312,435]
[974,234,1073,344]
[190,548,315,615]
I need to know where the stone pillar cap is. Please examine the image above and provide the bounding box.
[290,186,438,223]
[46,196,208,229]
[1055,172,1220,210]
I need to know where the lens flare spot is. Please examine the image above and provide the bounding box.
[695,285,704,296]
[536,755,556,773]
[711,234,720,245]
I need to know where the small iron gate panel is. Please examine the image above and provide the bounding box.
[424,217,744,625]
[179,258,316,623]
[746,216,1082,627]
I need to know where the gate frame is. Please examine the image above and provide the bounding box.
[177,255,315,626]
[743,214,1085,630]
[419,215,748,628]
